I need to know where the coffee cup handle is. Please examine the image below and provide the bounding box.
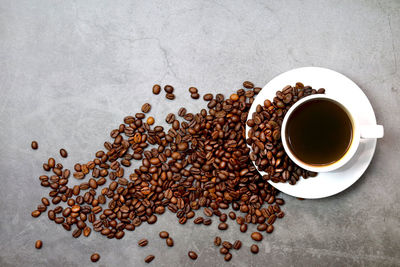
[360,125,384,139]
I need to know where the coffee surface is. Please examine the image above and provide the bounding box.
[286,98,353,165]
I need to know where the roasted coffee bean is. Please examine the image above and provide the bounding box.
[188,251,197,260]
[218,222,228,230]
[203,93,213,101]
[31,141,38,150]
[224,253,232,262]
[71,205,81,213]
[141,103,151,113]
[250,244,259,254]
[164,85,174,93]
[228,212,236,220]
[159,231,169,239]
[72,229,82,238]
[147,117,155,125]
[147,215,157,224]
[220,247,228,254]
[41,197,50,206]
[276,198,285,205]
[222,241,232,249]
[194,217,204,224]
[152,84,161,94]
[219,213,227,222]
[240,224,247,233]
[257,223,267,231]
[230,93,239,101]
[233,240,242,250]
[31,210,41,218]
[73,172,84,179]
[91,253,100,262]
[166,93,175,100]
[203,208,213,217]
[203,219,212,225]
[166,113,175,124]
[43,163,50,171]
[48,158,55,168]
[83,226,91,237]
[60,148,68,158]
[138,239,148,247]
[266,224,274,233]
[188,87,198,94]
[178,107,187,117]
[191,93,200,99]
[251,232,263,241]
[214,236,221,246]
[166,237,174,247]
[243,81,254,89]
[144,255,155,263]
[35,240,42,249]
[267,214,276,225]
[37,204,46,212]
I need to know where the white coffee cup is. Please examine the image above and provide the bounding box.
[281,95,384,172]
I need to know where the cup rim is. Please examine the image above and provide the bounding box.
[281,94,360,172]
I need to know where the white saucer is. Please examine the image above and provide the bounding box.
[246,67,378,199]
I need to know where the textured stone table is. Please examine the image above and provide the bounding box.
[1,1,399,266]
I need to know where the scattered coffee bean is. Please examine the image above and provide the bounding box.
[191,93,200,99]
[159,231,169,239]
[203,93,213,101]
[31,210,41,218]
[233,240,242,250]
[164,85,174,94]
[188,87,198,94]
[219,213,227,222]
[243,81,254,88]
[48,158,55,168]
[222,241,232,249]
[41,197,50,206]
[166,237,174,247]
[35,240,42,249]
[138,239,148,247]
[144,255,155,263]
[224,253,232,261]
[188,251,197,260]
[59,148,68,158]
[72,229,82,238]
[166,93,175,100]
[218,222,228,230]
[178,107,187,117]
[31,141,38,150]
[204,208,213,217]
[266,224,274,233]
[147,117,155,125]
[251,232,263,241]
[220,247,228,254]
[28,81,286,264]
[147,215,157,224]
[214,236,221,246]
[152,84,161,95]
[250,244,259,254]
[91,253,100,262]
[141,103,151,113]
[194,217,204,224]
[257,223,267,231]
[166,113,175,124]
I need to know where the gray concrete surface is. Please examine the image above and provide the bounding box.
[1,0,399,266]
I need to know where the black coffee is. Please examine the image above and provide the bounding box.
[285,98,353,165]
